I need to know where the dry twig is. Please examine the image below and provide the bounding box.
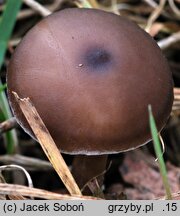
[0,183,99,200]
[143,0,158,8]
[168,0,180,18]
[145,0,166,33]
[0,117,18,134]
[0,154,52,170]
[23,0,51,17]
[158,31,180,49]
[12,91,81,196]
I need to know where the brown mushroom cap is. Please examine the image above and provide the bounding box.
[7,8,173,155]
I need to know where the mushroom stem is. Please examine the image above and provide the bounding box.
[71,155,108,195]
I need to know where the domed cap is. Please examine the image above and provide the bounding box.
[7,8,173,155]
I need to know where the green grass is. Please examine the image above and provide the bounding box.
[0,0,22,154]
[148,105,172,200]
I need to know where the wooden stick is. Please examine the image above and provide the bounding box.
[12,91,82,196]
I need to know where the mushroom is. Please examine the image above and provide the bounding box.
[7,8,173,194]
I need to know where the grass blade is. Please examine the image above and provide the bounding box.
[0,0,22,154]
[148,104,172,200]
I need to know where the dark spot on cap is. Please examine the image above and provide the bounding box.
[85,47,113,71]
